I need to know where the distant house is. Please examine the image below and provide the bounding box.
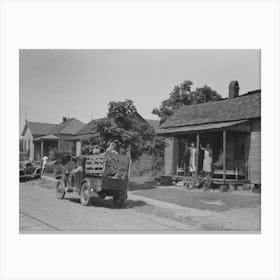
[158,81,261,185]
[21,117,84,161]
[21,121,57,161]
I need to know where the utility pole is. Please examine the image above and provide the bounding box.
[24,105,27,121]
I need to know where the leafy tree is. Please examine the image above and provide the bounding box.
[84,99,166,163]
[152,80,222,124]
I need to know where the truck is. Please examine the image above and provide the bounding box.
[55,152,130,207]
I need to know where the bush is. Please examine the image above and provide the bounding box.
[54,164,64,175]
[44,164,55,173]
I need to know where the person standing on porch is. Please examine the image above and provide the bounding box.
[189,142,198,177]
[203,144,213,175]
[198,144,204,173]
[181,142,190,176]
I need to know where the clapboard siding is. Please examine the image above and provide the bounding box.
[248,119,261,184]
[164,137,174,175]
[173,137,179,174]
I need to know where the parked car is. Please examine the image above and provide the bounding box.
[19,161,42,182]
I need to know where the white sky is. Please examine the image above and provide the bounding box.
[19,49,260,133]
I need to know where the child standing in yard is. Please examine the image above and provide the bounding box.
[41,154,48,174]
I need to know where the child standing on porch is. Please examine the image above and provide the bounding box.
[203,144,213,175]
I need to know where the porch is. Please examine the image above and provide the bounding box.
[164,120,251,183]
[33,135,59,160]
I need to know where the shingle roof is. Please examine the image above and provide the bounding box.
[77,118,107,135]
[160,91,261,129]
[49,118,84,135]
[145,119,160,130]
[22,121,57,137]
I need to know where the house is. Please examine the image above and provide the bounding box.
[21,121,57,161]
[158,81,261,185]
[21,117,84,161]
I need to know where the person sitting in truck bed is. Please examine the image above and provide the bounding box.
[68,157,85,187]
[106,142,118,154]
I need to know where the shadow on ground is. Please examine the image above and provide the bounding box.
[64,197,147,209]
[128,181,156,191]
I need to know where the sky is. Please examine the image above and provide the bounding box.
[19,49,260,133]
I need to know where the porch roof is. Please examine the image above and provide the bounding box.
[33,134,60,141]
[157,120,249,134]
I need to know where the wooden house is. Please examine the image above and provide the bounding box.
[158,81,261,185]
[21,117,84,161]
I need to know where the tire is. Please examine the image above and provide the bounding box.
[229,184,236,192]
[252,184,261,193]
[80,182,92,206]
[219,184,229,193]
[56,180,65,199]
[113,192,125,208]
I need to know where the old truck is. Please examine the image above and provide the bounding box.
[55,152,130,207]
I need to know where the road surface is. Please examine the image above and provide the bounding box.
[19,180,201,232]
[19,179,260,232]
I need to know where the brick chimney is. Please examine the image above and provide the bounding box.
[228,81,240,99]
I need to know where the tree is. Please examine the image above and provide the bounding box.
[152,80,222,124]
[85,99,166,162]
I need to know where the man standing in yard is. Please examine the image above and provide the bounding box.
[41,154,48,174]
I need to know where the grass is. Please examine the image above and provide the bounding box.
[134,188,261,212]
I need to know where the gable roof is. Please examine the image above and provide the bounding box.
[76,118,106,135]
[21,121,57,137]
[160,91,261,129]
[145,119,160,132]
[49,118,84,135]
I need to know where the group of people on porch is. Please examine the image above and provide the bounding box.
[180,141,223,176]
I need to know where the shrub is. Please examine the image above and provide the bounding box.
[44,164,54,173]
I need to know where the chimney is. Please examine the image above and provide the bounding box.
[228,81,239,99]
[62,117,67,123]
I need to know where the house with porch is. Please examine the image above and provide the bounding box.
[21,121,57,161]
[21,117,84,161]
[158,81,261,185]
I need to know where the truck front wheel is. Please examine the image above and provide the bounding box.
[56,180,65,199]
[80,182,92,206]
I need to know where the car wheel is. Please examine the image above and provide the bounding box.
[55,180,65,199]
[80,182,92,206]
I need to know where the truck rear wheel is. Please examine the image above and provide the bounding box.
[80,182,92,206]
[113,193,125,208]
[219,184,229,193]
[56,181,65,199]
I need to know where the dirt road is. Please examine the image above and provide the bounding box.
[19,181,201,232]
[19,179,260,232]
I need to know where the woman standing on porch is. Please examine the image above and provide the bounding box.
[203,144,213,175]
[189,142,198,177]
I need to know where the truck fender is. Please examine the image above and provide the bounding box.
[80,178,101,197]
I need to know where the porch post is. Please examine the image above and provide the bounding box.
[41,140,44,158]
[223,130,226,181]
[196,133,200,176]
